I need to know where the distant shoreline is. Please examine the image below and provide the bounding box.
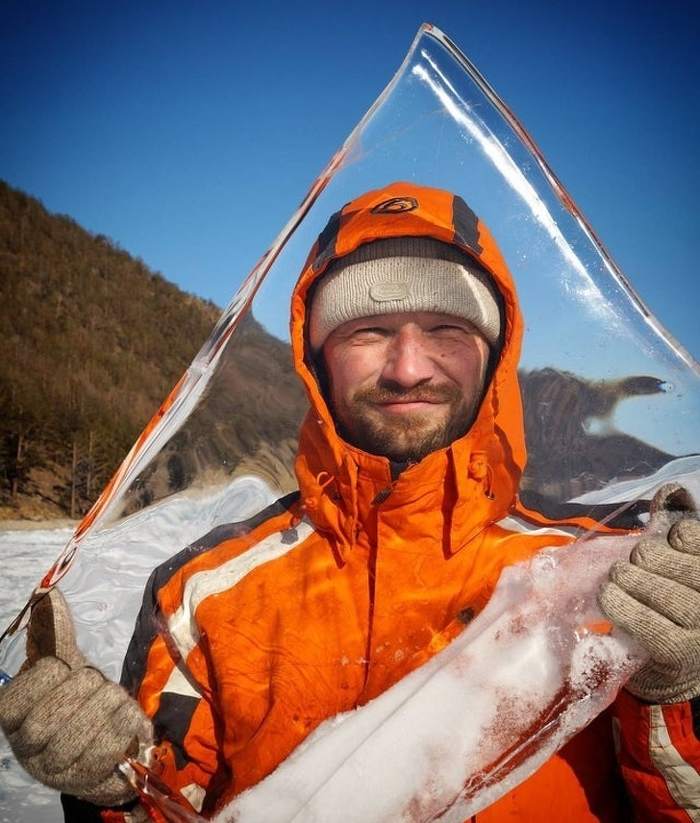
[0,518,78,532]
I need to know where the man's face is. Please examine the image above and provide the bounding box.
[322,311,491,463]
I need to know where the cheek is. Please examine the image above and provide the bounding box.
[441,344,489,390]
[327,348,380,402]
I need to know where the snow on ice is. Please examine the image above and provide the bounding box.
[217,534,643,822]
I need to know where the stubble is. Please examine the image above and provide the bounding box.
[334,382,476,463]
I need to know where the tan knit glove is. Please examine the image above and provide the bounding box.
[599,484,700,704]
[0,588,151,806]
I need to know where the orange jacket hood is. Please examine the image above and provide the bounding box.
[291,182,528,558]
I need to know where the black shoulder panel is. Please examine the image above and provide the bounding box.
[152,692,201,770]
[313,207,343,272]
[452,195,483,256]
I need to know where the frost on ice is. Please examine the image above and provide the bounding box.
[215,532,643,822]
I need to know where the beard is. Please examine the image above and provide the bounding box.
[333,382,477,463]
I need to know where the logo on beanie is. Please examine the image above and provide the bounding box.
[371,197,419,215]
[370,282,410,302]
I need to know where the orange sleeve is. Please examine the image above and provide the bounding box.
[119,553,233,817]
[613,690,700,821]
[139,640,228,817]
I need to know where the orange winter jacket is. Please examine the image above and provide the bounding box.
[116,184,699,822]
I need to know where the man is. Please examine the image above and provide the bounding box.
[1,182,699,821]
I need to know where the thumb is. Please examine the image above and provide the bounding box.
[647,483,697,537]
[25,588,86,671]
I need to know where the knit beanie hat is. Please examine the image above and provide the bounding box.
[308,236,502,351]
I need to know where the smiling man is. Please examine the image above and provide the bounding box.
[310,235,499,464]
[2,182,700,822]
[322,309,488,461]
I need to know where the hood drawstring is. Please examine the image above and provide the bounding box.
[341,455,360,552]
[485,466,495,501]
[305,460,360,565]
[295,469,332,524]
[446,447,498,555]
[468,450,495,500]
[315,471,335,493]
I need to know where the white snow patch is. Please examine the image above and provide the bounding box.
[0,477,278,823]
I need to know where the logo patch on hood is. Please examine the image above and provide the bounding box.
[371,196,419,214]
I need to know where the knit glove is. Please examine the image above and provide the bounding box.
[599,483,700,704]
[0,587,151,806]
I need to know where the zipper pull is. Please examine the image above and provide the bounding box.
[372,487,392,506]
[468,451,495,500]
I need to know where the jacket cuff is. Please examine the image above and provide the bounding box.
[613,689,700,820]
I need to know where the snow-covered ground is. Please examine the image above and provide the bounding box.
[0,526,72,823]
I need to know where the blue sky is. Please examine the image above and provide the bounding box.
[2,0,699,361]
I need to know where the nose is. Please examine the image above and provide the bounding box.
[381,326,435,388]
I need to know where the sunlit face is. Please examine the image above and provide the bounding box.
[322,311,491,463]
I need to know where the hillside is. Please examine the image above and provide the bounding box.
[518,368,672,525]
[0,179,672,526]
[0,180,307,520]
[118,312,309,516]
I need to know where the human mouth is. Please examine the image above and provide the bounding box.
[376,399,445,414]
[351,385,461,421]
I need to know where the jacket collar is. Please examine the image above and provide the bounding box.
[290,183,527,561]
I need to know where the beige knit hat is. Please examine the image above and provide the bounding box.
[308,236,501,351]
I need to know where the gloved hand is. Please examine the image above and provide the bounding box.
[599,483,700,704]
[0,587,152,806]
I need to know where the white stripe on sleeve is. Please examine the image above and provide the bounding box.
[649,703,700,819]
[163,661,202,699]
[168,519,314,658]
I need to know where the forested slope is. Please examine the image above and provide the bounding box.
[0,180,307,519]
